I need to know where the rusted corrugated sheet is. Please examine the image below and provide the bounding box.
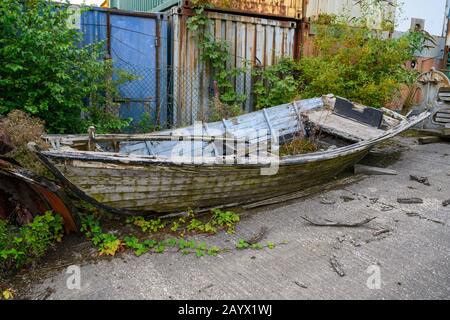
[169,6,298,125]
[204,0,303,19]
[109,0,303,19]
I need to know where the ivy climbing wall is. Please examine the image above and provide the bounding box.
[168,7,298,126]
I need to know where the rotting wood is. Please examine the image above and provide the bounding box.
[330,255,346,277]
[300,216,376,228]
[418,136,442,145]
[397,198,424,204]
[306,110,385,142]
[242,175,364,209]
[405,212,445,225]
[373,228,391,236]
[354,164,398,176]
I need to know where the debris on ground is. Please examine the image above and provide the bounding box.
[320,197,336,205]
[380,204,395,211]
[294,281,308,289]
[405,212,445,225]
[340,195,356,202]
[443,199,450,207]
[418,136,442,145]
[245,226,268,245]
[397,197,424,204]
[330,255,346,277]
[301,216,376,227]
[410,175,431,186]
[354,164,398,176]
[373,229,391,237]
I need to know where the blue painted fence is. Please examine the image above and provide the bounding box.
[80,7,169,129]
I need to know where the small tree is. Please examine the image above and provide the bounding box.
[254,2,434,110]
[0,0,131,133]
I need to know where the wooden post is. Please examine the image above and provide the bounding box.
[88,126,96,152]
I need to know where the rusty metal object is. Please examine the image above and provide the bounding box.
[185,0,303,19]
[408,69,450,137]
[0,158,78,233]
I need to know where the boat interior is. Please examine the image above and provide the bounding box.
[43,96,405,159]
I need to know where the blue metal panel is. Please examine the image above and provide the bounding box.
[81,9,107,48]
[80,7,169,130]
[110,14,157,127]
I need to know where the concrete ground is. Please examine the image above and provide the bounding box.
[19,136,450,299]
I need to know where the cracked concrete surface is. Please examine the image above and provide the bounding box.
[22,137,450,300]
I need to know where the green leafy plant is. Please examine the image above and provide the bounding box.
[0,212,64,273]
[253,59,301,110]
[1,288,14,300]
[187,1,246,119]
[253,5,428,110]
[124,236,158,256]
[80,215,124,256]
[0,0,133,133]
[267,242,276,250]
[207,246,220,256]
[211,209,240,234]
[127,217,166,233]
[236,239,250,250]
[187,219,207,233]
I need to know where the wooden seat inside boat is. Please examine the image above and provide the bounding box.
[306,110,386,142]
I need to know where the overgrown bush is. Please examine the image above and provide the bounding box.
[188,1,246,120]
[253,59,302,110]
[0,0,132,133]
[0,110,51,175]
[0,212,64,274]
[255,12,433,109]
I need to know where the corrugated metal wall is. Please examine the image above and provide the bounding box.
[305,0,362,18]
[169,7,298,126]
[206,0,303,19]
[109,0,303,19]
[110,0,174,12]
[305,0,397,29]
[81,8,169,128]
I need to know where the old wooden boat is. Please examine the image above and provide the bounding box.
[30,95,430,215]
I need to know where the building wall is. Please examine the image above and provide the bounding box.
[305,0,397,29]
[109,0,304,18]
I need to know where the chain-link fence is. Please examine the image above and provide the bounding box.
[113,63,259,131]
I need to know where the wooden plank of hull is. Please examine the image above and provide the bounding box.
[48,148,368,213]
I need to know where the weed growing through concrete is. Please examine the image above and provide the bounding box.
[80,209,286,259]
